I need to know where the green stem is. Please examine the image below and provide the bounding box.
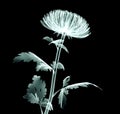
[52,89,61,98]
[39,104,43,114]
[44,35,65,114]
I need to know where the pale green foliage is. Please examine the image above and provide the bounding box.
[13,52,53,72]
[23,75,47,104]
[40,98,53,111]
[23,93,39,104]
[49,39,69,53]
[63,76,70,87]
[65,82,102,90]
[57,62,65,70]
[57,44,69,53]
[40,10,90,38]
[45,102,53,111]
[43,36,53,42]
[36,63,51,72]
[49,39,64,45]
[43,37,69,53]
[58,79,102,108]
[40,98,49,108]
[58,76,70,108]
[13,9,101,114]
[51,61,65,70]
[58,88,68,108]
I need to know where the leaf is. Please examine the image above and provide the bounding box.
[58,88,68,108]
[65,82,102,90]
[57,62,65,70]
[58,44,69,53]
[40,98,49,108]
[23,75,47,104]
[13,52,53,72]
[63,76,70,87]
[49,39,64,45]
[51,61,65,70]
[43,36,53,42]
[40,98,53,110]
[36,63,52,72]
[49,39,69,53]
[58,82,102,108]
[23,93,39,104]
[46,102,53,111]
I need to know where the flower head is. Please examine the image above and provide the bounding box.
[40,10,90,38]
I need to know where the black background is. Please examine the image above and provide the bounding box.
[1,0,109,114]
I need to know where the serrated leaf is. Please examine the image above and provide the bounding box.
[23,75,47,104]
[43,36,53,42]
[58,82,102,108]
[23,93,39,104]
[63,76,70,87]
[36,63,52,72]
[49,39,69,53]
[65,82,102,90]
[58,88,68,109]
[51,61,65,70]
[40,98,49,108]
[13,52,53,72]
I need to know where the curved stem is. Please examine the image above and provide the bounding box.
[52,89,61,98]
[39,104,43,114]
[44,35,66,114]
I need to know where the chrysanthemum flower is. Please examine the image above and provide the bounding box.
[40,10,90,38]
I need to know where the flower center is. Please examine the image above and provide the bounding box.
[59,27,69,36]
